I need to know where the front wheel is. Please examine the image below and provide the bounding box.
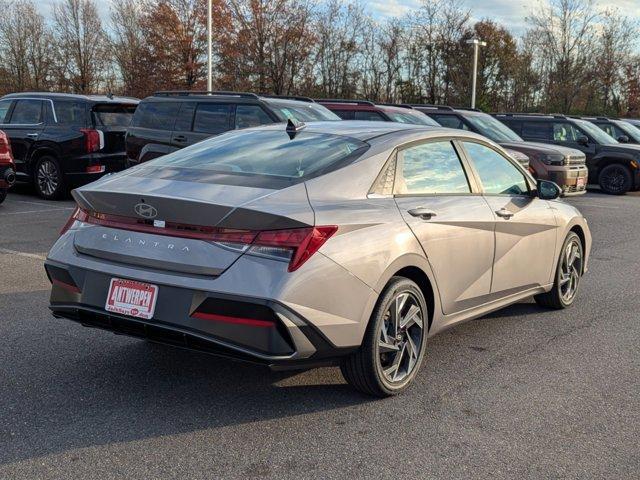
[341,277,428,397]
[535,232,584,309]
[0,188,6,204]
[598,164,632,195]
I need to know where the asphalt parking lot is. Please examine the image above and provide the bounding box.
[1,186,639,480]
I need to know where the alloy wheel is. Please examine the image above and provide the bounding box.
[37,160,59,197]
[559,238,583,303]
[377,291,424,383]
[601,166,627,194]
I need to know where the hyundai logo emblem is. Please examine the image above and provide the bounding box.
[134,203,158,219]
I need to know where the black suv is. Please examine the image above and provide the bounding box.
[414,105,588,195]
[581,117,640,144]
[0,92,138,199]
[494,113,640,195]
[125,91,340,164]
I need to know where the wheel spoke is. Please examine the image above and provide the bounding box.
[400,304,422,329]
[378,339,400,353]
[383,343,405,381]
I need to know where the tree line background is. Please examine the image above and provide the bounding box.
[0,0,638,116]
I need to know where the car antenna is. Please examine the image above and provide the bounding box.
[286,118,306,139]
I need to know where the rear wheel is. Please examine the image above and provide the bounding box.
[0,188,6,204]
[598,163,632,195]
[341,277,428,397]
[535,232,584,309]
[34,156,65,200]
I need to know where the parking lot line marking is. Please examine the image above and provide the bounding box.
[0,207,74,216]
[0,247,47,261]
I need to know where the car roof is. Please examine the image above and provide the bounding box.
[2,92,139,104]
[144,92,318,108]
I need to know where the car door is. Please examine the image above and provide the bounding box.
[460,141,558,294]
[1,99,45,177]
[394,139,496,314]
[175,102,233,145]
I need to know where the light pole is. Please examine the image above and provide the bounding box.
[207,0,213,92]
[466,38,486,109]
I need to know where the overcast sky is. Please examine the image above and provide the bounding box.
[39,0,640,40]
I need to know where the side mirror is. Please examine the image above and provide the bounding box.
[617,135,630,143]
[577,135,590,146]
[537,179,561,200]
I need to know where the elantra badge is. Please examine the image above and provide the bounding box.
[134,203,158,219]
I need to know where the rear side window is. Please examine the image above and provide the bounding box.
[395,141,470,195]
[54,101,86,126]
[267,102,341,122]
[149,129,368,181]
[193,103,232,134]
[354,110,385,121]
[463,142,528,195]
[92,104,136,127]
[521,122,552,141]
[131,102,180,130]
[332,110,355,120]
[10,99,42,124]
[431,114,468,129]
[0,99,12,123]
[174,102,196,131]
[235,105,272,129]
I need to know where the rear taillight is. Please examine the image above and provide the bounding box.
[86,165,105,173]
[61,206,337,271]
[0,130,13,160]
[80,129,103,153]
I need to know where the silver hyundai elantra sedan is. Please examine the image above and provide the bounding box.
[45,120,591,396]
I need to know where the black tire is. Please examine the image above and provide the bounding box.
[535,232,584,310]
[598,163,632,195]
[33,156,66,200]
[340,276,428,397]
[0,188,6,204]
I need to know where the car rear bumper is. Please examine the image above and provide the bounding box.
[64,153,128,187]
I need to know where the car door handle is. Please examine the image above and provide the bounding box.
[495,208,514,219]
[26,133,39,138]
[408,208,437,220]
[174,135,187,142]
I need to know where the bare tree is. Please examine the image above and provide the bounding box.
[53,0,109,93]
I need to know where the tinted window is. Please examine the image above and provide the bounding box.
[150,129,367,180]
[174,102,196,131]
[395,141,470,195]
[463,142,528,195]
[235,105,272,129]
[193,103,231,134]
[10,100,42,124]
[92,104,136,127]
[131,102,180,130]
[431,114,468,129]
[521,121,551,141]
[465,113,522,142]
[0,100,12,124]
[333,110,355,120]
[354,110,385,121]
[573,118,618,145]
[268,102,340,122]
[54,101,86,126]
[386,110,439,126]
[552,122,582,142]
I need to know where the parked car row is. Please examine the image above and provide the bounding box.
[1,90,640,202]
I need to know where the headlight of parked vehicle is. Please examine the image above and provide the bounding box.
[541,154,566,166]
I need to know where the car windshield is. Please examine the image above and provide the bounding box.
[92,104,137,127]
[614,120,640,142]
[465,113,523,142]
[267,101,341,122]
[149,128,368,180]
[385,110,439,126]
[573,119,618,145]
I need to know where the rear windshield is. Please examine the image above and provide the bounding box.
[93,104,137,127]
[267,101,341,122]
[149,128,368,181]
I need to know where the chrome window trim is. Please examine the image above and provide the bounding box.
[0,97,57,126]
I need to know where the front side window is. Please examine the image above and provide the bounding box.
[10,100,42,124]
[131,101,180,130]
[395,141,471,195]
[463,142,528,195]
[193,103,232,134]
[552,122,582,142]
[54,101,86,126]
[149,129,368,181]
[174,102,196,131]
[235,105,273,129]
[0,99,12,124]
